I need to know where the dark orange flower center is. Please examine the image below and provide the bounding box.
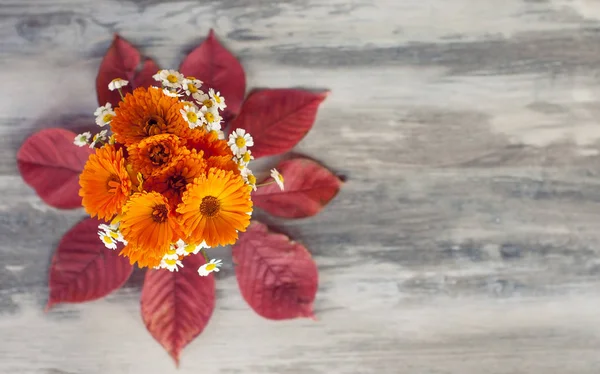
[144,116,163,136]
[106,174,120,191]
[148,144,171,165]
[152,204,168,223]
[199,196,220,217]
[168,175,187,192]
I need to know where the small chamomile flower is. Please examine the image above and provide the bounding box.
[160,255,184,272]
[228,128,254,156]
[198,259,222,276]
[98,223,127,245]
[270,168,285,191]
[201,106,222,127]
[208,88,226,110]
[108,78,128,91]
[237,150,254,168]
[181,77,203,95]
[163,88,182,98]
[94,103,116,127]
[176,240,210,256]
[241,168,257,191]
[89,130,108,148]
[98,230,118,250]
[153,69,184,88]
[192,92,210,106]
[180,105,202,128]
[74,132,91,147]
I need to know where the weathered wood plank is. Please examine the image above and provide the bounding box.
[2,0,600,372]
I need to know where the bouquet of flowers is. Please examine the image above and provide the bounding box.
[16,30,342,365]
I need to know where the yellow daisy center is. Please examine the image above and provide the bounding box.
[184,244,196,254]
[165,258,177,266]
[204,112,215,123]
[205,263,216,271]
[102,235,113,244]
[247,174,256,185]
[214,95,222,103]
[187,83,198,93]
[109,231,120,239]
[167,74,179,83]
[186,111,198,123]
[235,137,246,148]
[203,99,213,108]
[102,113,114,123]
[242,152,252,163]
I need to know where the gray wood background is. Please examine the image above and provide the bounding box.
[2,0,600,373]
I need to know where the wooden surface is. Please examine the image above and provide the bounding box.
[2,0,600,372]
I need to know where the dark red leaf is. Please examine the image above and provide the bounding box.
[17,128,92,209]
[179,29,246,118]
[96,34,140,107]
[253,157,342,218]
[141,255,215,366]
[133,58,160,89]
[233,222,318,320]
[230,89,327,158]
[46,218,133,310]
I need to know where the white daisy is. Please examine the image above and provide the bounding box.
[236,150,254,168]
[73,132,91,147]
[181,77,203,96]
[108,78,128,91]
[197,259,223,276]
[201,106,222,128]
[192,91,210,106]
[98,230,117,250]
[180,105,203,129]
[89,130,108,148]
[94,103,116,127]
[163,88,182,98]
[227,128,254,156]
[208,88,227,111]
[159,253,184,272]
[153,69,184,89]
[270,168,285,191]
[98,223,127,245]
[241,168,257,191]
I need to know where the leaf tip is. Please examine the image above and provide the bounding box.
[170,351,181,367]
[44,300,54,313]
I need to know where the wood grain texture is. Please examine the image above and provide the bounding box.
[2,0,600,372]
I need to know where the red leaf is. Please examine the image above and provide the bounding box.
[133,58,160,89]
[141,255,215,366]
[233,222,318,320]
[17,128,92,209]
[252,157,342,218]
[96,35,140,107]
[179,29,246,118]
[231,89,327,158]
[46,218,133,310]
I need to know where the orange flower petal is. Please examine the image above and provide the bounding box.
[79,144,132,221]
[119,191,179,268]
[111,87,192,146]
[177,169,252,247]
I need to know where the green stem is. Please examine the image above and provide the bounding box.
[200,248,210,263]
[117,87,125,100]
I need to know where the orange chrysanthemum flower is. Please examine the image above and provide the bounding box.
[144,152,207,210]
[177,168,252,247]
[119,192,178,268]
[79,144,132,221]
[111,87,191,145]
[185,129,233,158]
[206,155,240,174]
[128,134,187,176]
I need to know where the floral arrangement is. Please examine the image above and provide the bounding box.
[16,30,342,365]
